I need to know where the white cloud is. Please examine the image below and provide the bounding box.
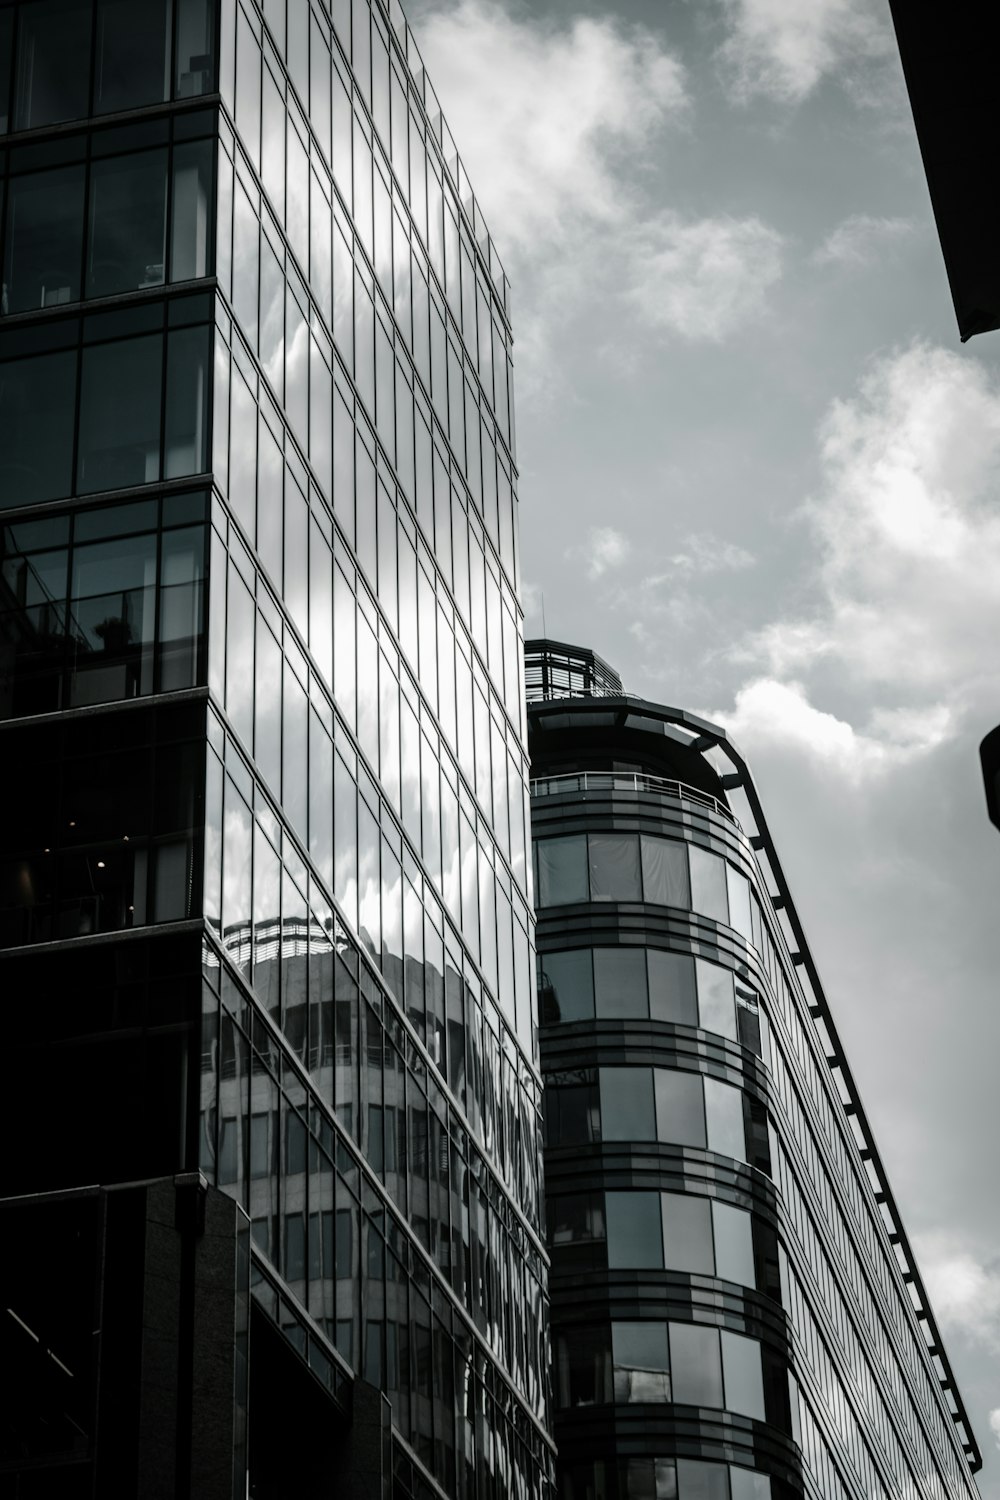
[813,213,914,268]
[624,213,784,341]
[912,1230,1000,1353]
[668,533,756,574]
[717,0,893,105]
[990,1409,1000,1453]
[410,0,786,390]
[409,0,687,252]
[739,343,1000,732]
[578,526,630,580]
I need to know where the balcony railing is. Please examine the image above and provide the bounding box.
[529,771,740,828]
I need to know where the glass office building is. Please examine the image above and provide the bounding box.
[0,3,549,1497]
[527,641,982,1500]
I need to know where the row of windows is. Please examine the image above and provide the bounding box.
[222,0,511,433]
[201,959,553,1498]
[544,1064,768,1173]
[748,866,972,1489]
[561,1458,776,1500]
[548,1187,764,1290]
[214,314,526,789]
[0,0,215,136]
[0,491,206,719]
[0,112,213,315]
[538,944,766,1057]
[204,707,542,1225]
[0,294,210,507]
[555,1319,770,1425]
[534,831,754,942]
[1,714,202,946]
[209,495,534,1042]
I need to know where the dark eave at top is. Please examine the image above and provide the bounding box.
[887,0,1000,342]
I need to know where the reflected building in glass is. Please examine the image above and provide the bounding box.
[0,3,548,1497]
[527,640,982,1500]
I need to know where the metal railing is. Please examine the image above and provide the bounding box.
[529,770,740,827]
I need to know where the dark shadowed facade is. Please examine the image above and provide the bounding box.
[527,640,981,1500]
[0,2,550,1496]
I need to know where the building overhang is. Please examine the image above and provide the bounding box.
[887,0,1000,341]
[980,722,1000,830]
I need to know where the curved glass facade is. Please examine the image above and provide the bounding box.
[527,641,981,1500]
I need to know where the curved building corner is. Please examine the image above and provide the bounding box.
[526,640,982,1500]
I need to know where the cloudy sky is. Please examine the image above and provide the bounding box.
[407,0,1000,1488]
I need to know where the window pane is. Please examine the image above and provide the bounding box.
[689,845,729,923]
[661,1193,713,1273]
[612,1321,670,1403]
[588,832,641,901]
[712,1201,755,1288]
[87,150,168,298]
[593,947,648,1018]
[640,835,690,907]
[175,0,214,99]
[164,324,210,477]
[600,1066,655,1141]
[14,0,92,130]
[4,165,86,313]
[729,1468,771,1500]
[647,950,697,1025]
[70,530,156,705]
[555,1325,611,1408]
[536,834,587,906]
[0,11,11,132]
[158,524,205,690]
[539,948,593,1024]
[546,1078,599,1148]
[669,1322,722,1408]
[606,1191,662,1269]
[0,349,76,505]
[726,865,753,940]
[78,335,162,493]
[94,0,169,114]
[721,1330,765,1420]
[654,1069,705,1148]
[675,1461,730,1500]
[704,1077,746,1162]
[170,139,213,281]
[696,960,737,1041]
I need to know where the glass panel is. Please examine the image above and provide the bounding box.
[721,1330,765,1420]
[536,834,587,907]
[171,139,213,281]
[606,1192,661,1269]
[696,960,737,1041]
[712,1201,755,1288]
[640,836,690,907]
[0,11,11,133]
[704,1078,746,1162]
[175,0,214,99]
[14,0,92,130]
[600,1066,655,1141]
[4,165,86,313]
[647,950,697,1025]
[588,832,641,901]
[158,523,205,690]
[94,0,170,114]
[729,1468,771,1500]
[660,1193,713,1274]
[593,946,648,1018]
[654,1069,705,1148]
[612,1322,670,1404]
[87,150,168,299]
[669,1322,722,1408]
[555,1326,611,1409]
[726,867,753,941]
[78,335,162,493]
[0,349,76,506]
[538,948,592,1024]
[164,324,210,477]
[689,845,729,924]
[675,1461,729,1500]
[69,531,156,705]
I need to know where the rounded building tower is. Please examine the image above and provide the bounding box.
[528,641,981,1500]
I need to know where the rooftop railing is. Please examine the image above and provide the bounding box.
[529,770,740,828]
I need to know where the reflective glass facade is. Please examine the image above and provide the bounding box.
[0,3,548,1496]
[528,642,981,1500]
